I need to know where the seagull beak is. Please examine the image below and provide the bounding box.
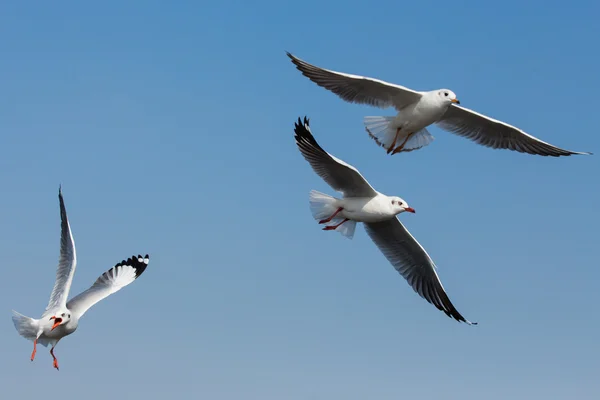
[451,98,460,104]
[404,207,416,213]
[49,316,62,331]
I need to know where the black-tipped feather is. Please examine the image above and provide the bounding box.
[293,116,377,198]
[364,219,476,325]
[107,254,150,280]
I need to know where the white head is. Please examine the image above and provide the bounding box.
[390,197,415,215]
[436,89,460,105]
[49,310,72,331]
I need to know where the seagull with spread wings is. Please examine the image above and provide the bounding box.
[294,116,476,324]
[11,187,150,370]
[288,52,591,157]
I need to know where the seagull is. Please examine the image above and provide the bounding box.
[288,52,591,157]
[11,187,150,370]
[294,116,476,324]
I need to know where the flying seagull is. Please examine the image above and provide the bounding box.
[288,52,591,157]
[11,187,150,370]
[294,116,476,324]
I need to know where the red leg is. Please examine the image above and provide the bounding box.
[387,128,401,154]
[319,207,343,224]
[323,218,349,231]
[30,339,37,361]
[391,132,414,155]
[50,346,59,371]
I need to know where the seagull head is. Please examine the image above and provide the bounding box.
[390,197,415,214]
[49,311,71,331]
[438,89,460,105]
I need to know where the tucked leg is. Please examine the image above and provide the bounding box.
[30,339,37,361]
[323,218,350,231]
[319,207,343,224]
[391,132,414,155]
[387,127,401,154]
[50,346,59,371]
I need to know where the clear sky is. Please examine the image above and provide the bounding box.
[1,1,598,399]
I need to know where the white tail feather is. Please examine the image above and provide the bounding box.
[12,311,39,342]
[330,218,357,239]
[309,190,339,220]
[364,116,434,153]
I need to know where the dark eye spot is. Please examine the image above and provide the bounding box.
[68,314,71,318]
[444,92,448,97]
[61,313,65,317]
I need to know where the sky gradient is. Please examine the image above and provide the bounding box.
[0,1,598,399]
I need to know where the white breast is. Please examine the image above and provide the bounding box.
[396,92,448,132]
[340,196,397,223]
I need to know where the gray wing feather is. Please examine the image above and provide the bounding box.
[43,187,77,316]
[437,105,591,157]
[288,52,422,111]
[294,117,377,198]
[364,218,475,324]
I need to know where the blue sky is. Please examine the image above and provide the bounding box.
[1,1,598,398]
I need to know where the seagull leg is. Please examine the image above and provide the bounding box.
[323,218,349,231]
[50,346,59,371]
[387,128,401,154]
[30,339,37,361]
[319,207,343,224]
[391,132,414,155]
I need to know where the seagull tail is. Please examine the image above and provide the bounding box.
[309,190,340,220]
[11,310,39,341]
[364,116,434,153]
[332,218,357,239]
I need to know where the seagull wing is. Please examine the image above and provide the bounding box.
[288,52,423,111]
[67,255,149,318]
[436,104,591,157]
[42,187,77,317]
[364,218,475,324]
[294,117,377,198]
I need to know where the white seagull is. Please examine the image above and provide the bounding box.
[294,117,475,324]
[12,187,150,370]
[288,52,591,157]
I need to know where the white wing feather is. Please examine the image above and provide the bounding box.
[43,187,77,317]
[288,52,423,111]
[67,255,149,318]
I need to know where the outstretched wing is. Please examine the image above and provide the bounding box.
[67,255,149,318]
[294,116,377,198]
[43,186,77,317]
[437,105,591,157]
[287,52,423,111]
[364,218,475,324]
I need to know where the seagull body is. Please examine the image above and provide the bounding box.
[11,187,149,370]
[294,116,475,324]
[288,52,591,157]
[319,195,414,224]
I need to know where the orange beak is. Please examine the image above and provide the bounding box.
[451,98,460,104]
[404,207,416,213]
[50,316,62,331]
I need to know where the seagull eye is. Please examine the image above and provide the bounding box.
[61,313,65,317]
[68,314,71,318]
[444,92,448,97]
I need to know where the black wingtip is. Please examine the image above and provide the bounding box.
[293,116,313,142]
[293,115,310,132]
[293,115,330,157]
[114,254,150,279]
